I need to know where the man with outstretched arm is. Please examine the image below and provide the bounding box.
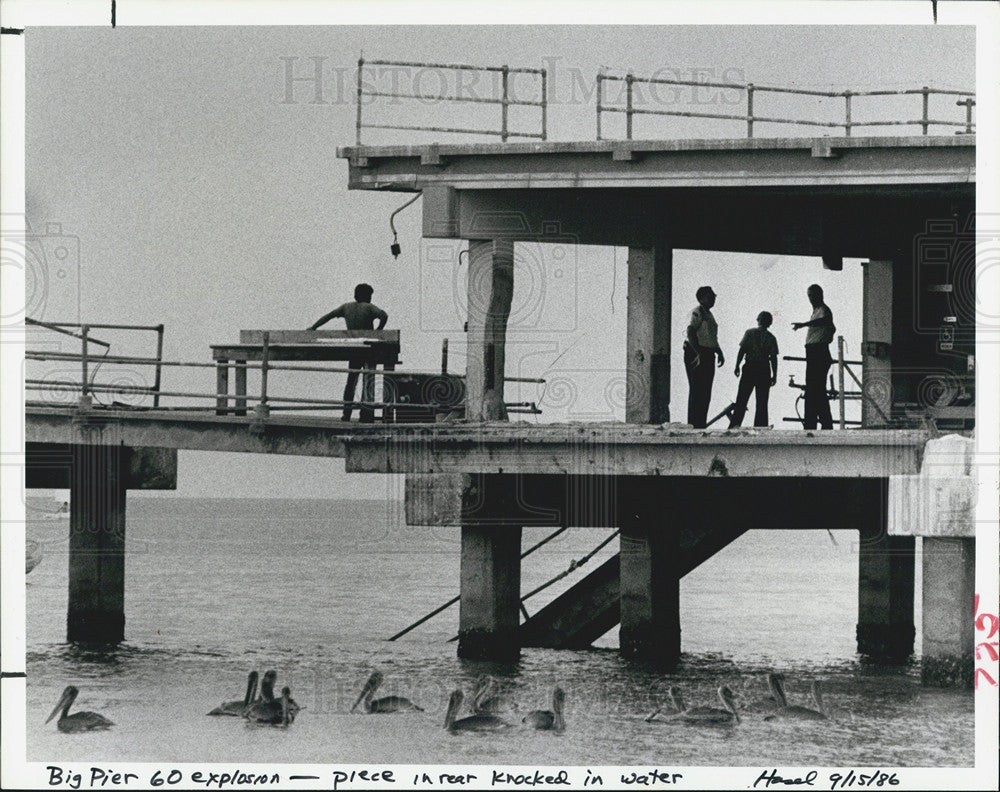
[309,283,388,422]
[792,284,835,431]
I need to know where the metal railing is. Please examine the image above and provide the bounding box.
[355,58,547,145]
[25,324,543,420]
[596,70,975,140]
[26,317,166,407]
[782,335,884,428]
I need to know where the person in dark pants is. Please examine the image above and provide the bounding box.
[684,286,724,428]
[309,283,388,422]
[792,284,835,430]
[729,311,779,428]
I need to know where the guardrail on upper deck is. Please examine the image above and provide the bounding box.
[596,70,976,140]
[355,57,547,145]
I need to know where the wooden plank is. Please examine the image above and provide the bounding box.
[239,329,399,345]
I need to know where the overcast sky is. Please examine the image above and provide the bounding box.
[23,22,978,498]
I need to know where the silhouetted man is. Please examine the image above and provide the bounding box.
[309,283,388,422]
[792,284,835,430]
[684,286,724,428]
[729,311,779,428]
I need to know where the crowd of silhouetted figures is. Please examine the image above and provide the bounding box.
[46,671,826,733]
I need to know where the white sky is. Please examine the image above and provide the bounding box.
[17,19,981,498]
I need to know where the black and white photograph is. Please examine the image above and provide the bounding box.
[1,1,998,789]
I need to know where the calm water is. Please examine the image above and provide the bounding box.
[24,497,973,766]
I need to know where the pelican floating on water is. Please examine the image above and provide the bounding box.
[522,687,566,731]
[764,679,827,721]
[46,686,113,733]
[444,689,511,732]
[742,673,787,714]
[208,671,258,716]
[473,675,518,715]
[351,671,422,713]
[676,685,740,725]
[243,671,300,724]
[645,686,686,722]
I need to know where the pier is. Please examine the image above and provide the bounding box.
[23,67,978,685]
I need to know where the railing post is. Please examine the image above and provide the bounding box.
[625,72,634,141]
[746,83,754,138]
[501,65,509,143]
[844,91,852,137]
[355,57,364,146]
[256,331,270,418]
[80,324,90,406]
[540,68,548,141]
[957,97,975,134]
[921,86,929,135]
[153,323,164,408]
[838,335,846,430]
[596,71,603,141]
[442,337,449,375]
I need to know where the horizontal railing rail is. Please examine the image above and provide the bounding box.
[25,326,543,419]
[596,71,975,140]
[356,57,547,144]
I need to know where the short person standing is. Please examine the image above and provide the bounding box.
[684,286,724,429]
[309,283,388,422]
[729,311,779,428]
[792,284,835,430]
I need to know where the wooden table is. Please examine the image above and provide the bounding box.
[211,330,401,418]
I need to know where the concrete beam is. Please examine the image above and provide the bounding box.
[26,442,177,490]
[340,136,975,192]
[626,246,672,424]
[347,426,928,477]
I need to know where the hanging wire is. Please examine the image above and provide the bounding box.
[388,192,422,257]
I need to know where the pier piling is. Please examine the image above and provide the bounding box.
[68,442,127,643]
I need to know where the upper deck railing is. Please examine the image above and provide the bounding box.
[355,58,547,145]
[349,57,974,145]
[596,71,976,140]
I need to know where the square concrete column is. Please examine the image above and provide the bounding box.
[68,443,127,643]
[458,475,522,662]
[921,537,975,686]
[618,480,680,666]
[857,485,915,661]
[466,239,514,421]
[626,245,673,424]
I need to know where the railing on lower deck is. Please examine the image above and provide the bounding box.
[24,320,542,420]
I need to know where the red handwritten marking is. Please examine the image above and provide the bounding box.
[974,594,999,688]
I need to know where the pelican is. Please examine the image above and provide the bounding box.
[208,671,259,716]
[45,686,113,733]
[677,685,740,725]
[351,671,422,713]
[645,685,686,722]
[764,679,827,721]
[444,689,511,732]
[473,675,518,715]
[243,671,300,723]
[742,673,787,714]
[522,687,566,731]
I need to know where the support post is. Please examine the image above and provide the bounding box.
[921,537,975,686]
[465,239,514,421]
[68,442,127,643]
[215,359,229,416]
[857,484,915,661]
[458,474,522,662]
[234,360,247,417]
[617,480,680,666]
[626,245,672,424]
[861,260,893,426]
